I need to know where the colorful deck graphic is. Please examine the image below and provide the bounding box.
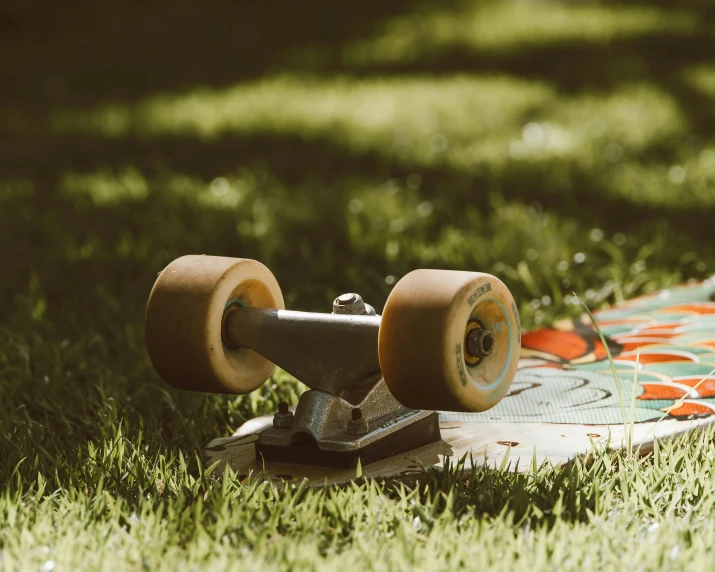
[443,276,715,424]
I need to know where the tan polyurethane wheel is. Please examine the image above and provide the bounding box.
[378,270,520,412]
[145,255,284,393]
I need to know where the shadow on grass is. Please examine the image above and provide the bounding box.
[0,0,461,108]
[3,0,715,139]
[382,455,608,527]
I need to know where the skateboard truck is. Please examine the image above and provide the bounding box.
[145,256,520,469]
[221,294,440,468]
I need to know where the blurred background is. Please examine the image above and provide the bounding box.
[1,0,715,451]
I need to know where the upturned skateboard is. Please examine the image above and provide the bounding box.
[145,255,715,485]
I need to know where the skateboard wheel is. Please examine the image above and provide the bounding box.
[378,270,520,412]
[145,255,284,393]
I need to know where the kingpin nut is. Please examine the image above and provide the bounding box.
[332,293,376,315]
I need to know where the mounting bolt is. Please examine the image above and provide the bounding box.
[347,407,368,435]
[332,293,376,315]
[273,401,293,428]
[466,328,494,359]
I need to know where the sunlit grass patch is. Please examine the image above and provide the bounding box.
[62,168,150,206]
[605,152,715,208]
[538,84,685,156]
[343,0,695,66]
[683,65,715,99]
[51,76,687,182]
[61,168,256,210]
[458,84,685,172]
[50,75,554,160]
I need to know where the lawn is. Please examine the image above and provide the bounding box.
[2,0,715,569]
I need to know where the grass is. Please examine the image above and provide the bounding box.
[578,296,630,445]
[2,0,715,569]
[4,429,715,570]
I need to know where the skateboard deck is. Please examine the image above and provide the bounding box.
[204,276,715,485]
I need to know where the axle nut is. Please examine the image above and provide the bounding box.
[466,328,494,359]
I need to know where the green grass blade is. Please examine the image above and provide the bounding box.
[577,294,629,445]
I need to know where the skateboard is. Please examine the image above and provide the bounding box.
[145,255,715,485]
